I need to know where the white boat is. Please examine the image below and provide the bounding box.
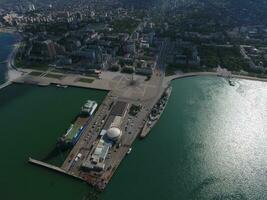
[81,100,98,116]
[127,148,132,155]
[56,84,68,88]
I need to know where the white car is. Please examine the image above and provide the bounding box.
[77,153,82,158]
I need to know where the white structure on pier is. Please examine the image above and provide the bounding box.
[107,127,122,141]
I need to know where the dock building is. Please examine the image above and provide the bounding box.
[81,101,128,172]
[81,138,112,171]
[57,99,98,147]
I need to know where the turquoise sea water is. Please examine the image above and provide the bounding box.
[102,76,267,200]
[0,76,266,200]
[0,32,17,84]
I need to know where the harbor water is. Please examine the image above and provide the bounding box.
[0,76,266,199]
[102,76,267,200]
[0,84,106,199]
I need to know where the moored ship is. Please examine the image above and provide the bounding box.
[140,86,172,138]
[81,100,98,116]
[57,100,98,148]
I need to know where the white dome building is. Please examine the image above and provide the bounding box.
[106,127,122,141]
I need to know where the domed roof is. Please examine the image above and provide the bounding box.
[107,127,122,140]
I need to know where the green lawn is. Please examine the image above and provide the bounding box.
[29,71,43,76]
[44,73,64,79]
[78,78,94,83]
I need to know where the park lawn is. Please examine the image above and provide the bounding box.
[28,71,43,76]
[44,73,64,79]
[78,78,94,83]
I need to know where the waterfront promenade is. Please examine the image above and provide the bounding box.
[164,71,267,86]
[13,69,165,102]
[6,69,267,93]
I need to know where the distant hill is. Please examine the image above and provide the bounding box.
[1,0,267,15]
[121,0,160,8]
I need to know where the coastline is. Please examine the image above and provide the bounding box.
[0,30,23,88]
[0,27,17,34]
[6,41,23,81]
[165,71,267,84]
[1,27,267,91]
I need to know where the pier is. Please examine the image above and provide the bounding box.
[28,157,67,174]
[22,65,171,190]
[28,157,84,181]
[27,87,159,190]
[0,81,11,90]
[164,71,267,85]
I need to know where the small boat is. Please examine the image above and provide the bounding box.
[56,84,68,88]
[228,79,235,86]
[127,148,132,155]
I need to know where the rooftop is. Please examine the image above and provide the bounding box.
[65,124,82,140]
[110,101,128,116]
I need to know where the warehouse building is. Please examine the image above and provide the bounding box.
[81,101,128,172]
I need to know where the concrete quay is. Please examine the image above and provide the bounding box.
[59,90,149,190]
[12,69,166,102]
[13,73,111,91]
[0,81,12,90]
[17,64,171,189]
[24,70,158,189]
[5,64,165,189]
[28,157,84,181]
[29,157,67,173]
[164,71,267,85]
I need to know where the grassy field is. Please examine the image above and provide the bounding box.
[78,78,94,83]
[44,73,64,79]
[29,71,43,76]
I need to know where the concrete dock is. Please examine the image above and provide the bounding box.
[22,66,169,190]
[0,81,12,90]
[27,87,156,190]
[59,92,147,190]
[28,157,85,181]
[28,157,67,173]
